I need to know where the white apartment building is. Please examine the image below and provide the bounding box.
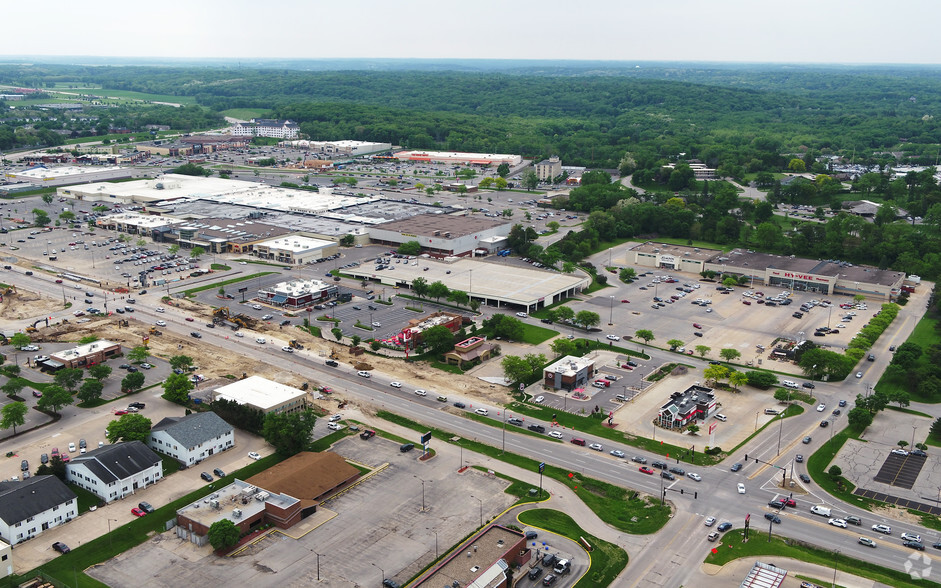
[0,476,78,546]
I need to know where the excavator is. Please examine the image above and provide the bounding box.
[212,307,257,330]
[289,340,304,350]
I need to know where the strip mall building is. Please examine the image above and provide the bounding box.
[629,242,909,301]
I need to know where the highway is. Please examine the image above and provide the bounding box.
[6,264,938,585]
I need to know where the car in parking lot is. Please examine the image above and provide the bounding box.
[52,542,70,554]
[138,501,155,514]
[248,452,261,460]
[533,395,544,403]
[717,522,732,532]
[213,468,226,478]
[200,472,213,482]
[131,507,147,517]
[516,312,528,318]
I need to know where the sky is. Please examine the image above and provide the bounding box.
[3,0,941,65]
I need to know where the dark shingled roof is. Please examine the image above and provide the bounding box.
[68,440,161,484]
[151,411,233,450]
[0,476,76,525]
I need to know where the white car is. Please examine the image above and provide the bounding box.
[68,442,76,452]
[390,382,402,388]
[155,320,166,327]
[856,371,863,378]
[475,408,489,416]
[704,516,716,527]
[737,483,746,494]
[328,414,342,422]
[414,389,427,396]
[687,472,702,482]
[516,312,528,318]
[816,403,826,412]
[357,370,371,378]
[548,431,564,439]
[248,452,261,460]
[606,335,620,341]
[372,322,381,327]
[155,307,165,313]
[901,532,922,542]
[589,443,603,451]
[828,518,848,528]
[610,450,625,458]
[281,346,293,353]
[533,395,545,403]
[234,332,244,338]
[255,337,266,344]
[327,422,342,431]
[252,304,262,310]
[891,448,909,456]
[871,524,891,534]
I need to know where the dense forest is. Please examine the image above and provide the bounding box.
[3,63,941,169]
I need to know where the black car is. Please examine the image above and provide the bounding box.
[904,540,926,551]
[660,471,675,480]
[540,318,553,324]
[799,473,811,483]
[213,468,225,478]
[717,522,733,532]
[832,409,841,416]
[453,402,466,409]
[138,501,155,514]
[912,449,928,457]
[525,530,538,540]
[802,382,816,389]
[820,420,829,428]
[764,513,781,524]
[400,443,414,453]
[190,332,202,338]
[795,454,804,463]
[129,402,146,409]
[528,424,546,433]
[652,461,667,469]
[528,567,542,580]
[730,463,743,472]
[325,360,338,367]
[626,361,638,367]
[200,472,213,482]
[669,466,685,475]
[542,554,558,567]
[52,541,70,554]
[382,580,400,588]
[768,499,786,509]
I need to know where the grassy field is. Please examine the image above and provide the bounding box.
[182,272,276,297]
[704,530,940,588]
[377,411,672,534]
[806,428,868,509]
[519,322,559,345]
[517,509,628,588]
[80,88,198,106]
[221,108,272,120]
[875,315,939,402]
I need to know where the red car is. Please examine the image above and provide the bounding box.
[114,409,128,415]
[33,390,43,398]
[131,507,146,517]
[185,317,194,322]
[620,299,630,303]
[743,300,752,305]
[784,498,796,507]
[639,466,654,474]
[621,364,633,370]
[693,323,702,329]
[61,453,70,463]
[55,279,63,284]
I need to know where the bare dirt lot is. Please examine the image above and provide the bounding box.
[0,287,62,321]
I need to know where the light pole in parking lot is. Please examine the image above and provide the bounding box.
[308,548,321,581]
[470,494,483,528]
[911,424,918,450]
[414,475,427,512]
[107,518,118,551]
[372,563,385,583]
[608,296,614,325]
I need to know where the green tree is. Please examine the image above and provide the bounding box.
[41,194,54,204]
[618,267,636,282]
[695,345,711,358]
[2,379,24,399]
[190,246,205,261]
[686,423,700,435]
[331,327,343,341]
[828,465,842,478]
[484,314,524,341]
[121,371,146,394]
[54,368,84,393]
[501,355,534,384]
[427,281,450,302]
[339,234,355,247]
[719,348,742,363]
[550,338,576,357]
[169,355,194,372]
[350,335,361,348]
[495,177,508,190]
[788,159,806,172]
[635,329,654,344]
[524,353,546,374]
[931,417,941,441]
[59,210,76,222]
[773,388,792,402]
[127,346,150,364]
[162,372,194,405]
[397,241,422,255]
[574,310,600,330]
[667,339,685,351]
[77,379,104,404]
[10,333,31,349]
[0,365,18,379]
[37,385,73,415]
[469,299,481,313]
[704,364,729,385]
[168,244,180,256]
[411,277,429,298]
[423,325,455,354]
[32,208,51,227]
[88,364,112,382]
[729,371,748,392]
[555,306,575,324]
[522,169,539,191]
[77,335,98,345]
[136,238,147,247]
[208,519,241,550]
[887,389,910,408]
[106,413,153,443]
[497,163,510,178]
[263,408,317,456]
[447,289,469,307]
[0,401,28,435]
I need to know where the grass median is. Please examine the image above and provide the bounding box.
[182,272,276,297]
[704,529,940,588]
[518,509,628,588]
[377,410,672,534]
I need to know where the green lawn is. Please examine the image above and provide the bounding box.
[518,509,628,588]
[876,316,939,402]
[86,88,198,106]
[182,272,276,296]
[378,411,672,534]
[704,530,940,588]
[519,322,558,345]
[806,428,866,509]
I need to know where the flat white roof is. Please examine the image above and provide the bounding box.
[101,212,185,229]
[263,278,329,297]
[14,165,127,179]
[392,150,522,164]
[256,235,335,253]
[51,339,119,361]
[211,376,306,411]
[544,355,595,376]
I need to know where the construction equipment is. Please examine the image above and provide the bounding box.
[148,326,162,336]
[289,340,304,350]
[25,326,38,333]
[329,349,339,360]
[118,319,129,327]
[213,307,257,330]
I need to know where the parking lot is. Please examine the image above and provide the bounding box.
[89,433,520,587]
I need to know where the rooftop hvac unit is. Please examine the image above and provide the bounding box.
[254,491,270,502]
[232,508,242,518]
[210,500,220,509]
[240,486,256,497]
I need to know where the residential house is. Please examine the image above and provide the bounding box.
[149,412,235,467]
[0,476,77,546]
[65,441,163,503]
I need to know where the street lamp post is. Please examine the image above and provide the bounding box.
[414,475,427,512]
[912,425,918,450]
[107,518,118,551]
[470,495,483,528]
[608,296,614,326]
[309,549,321,581]
[832,550,840,588]
[372,563,385,583]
